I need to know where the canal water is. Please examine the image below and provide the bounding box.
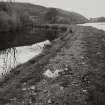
[79,22,105,31]
[0,22,105,76]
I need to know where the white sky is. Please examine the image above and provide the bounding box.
[16,0,105,18]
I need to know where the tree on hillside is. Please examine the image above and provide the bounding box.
[44,8,58,24]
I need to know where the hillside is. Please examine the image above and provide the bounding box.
[0,2,88,32]
[0,2,47,32]
[0,25,105,105]
[56,8,88,24]
[44,8,88,24]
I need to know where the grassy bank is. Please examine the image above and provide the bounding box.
[0,25,105,105]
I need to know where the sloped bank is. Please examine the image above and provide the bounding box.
[0,25,105,105]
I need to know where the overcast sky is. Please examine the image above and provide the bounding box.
[16,0,105,18]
